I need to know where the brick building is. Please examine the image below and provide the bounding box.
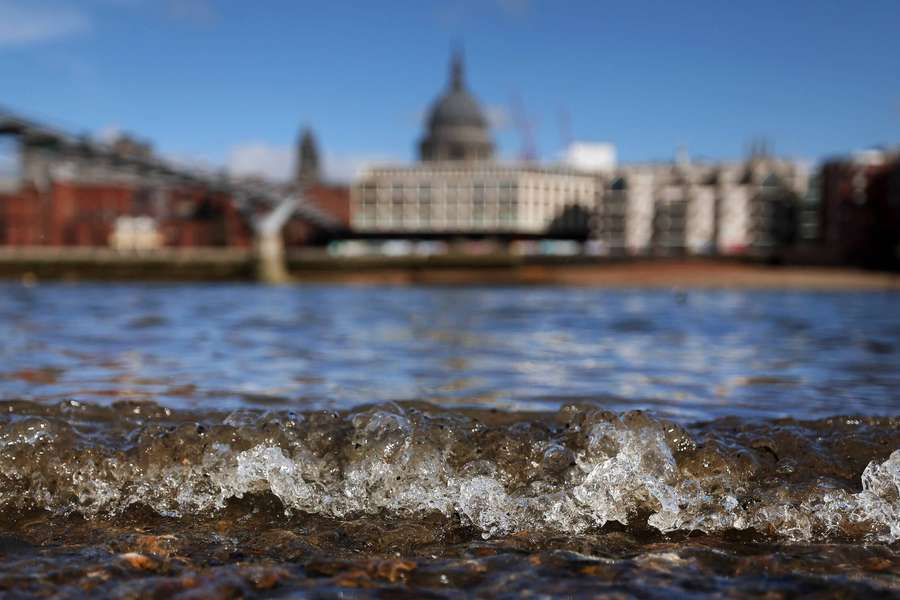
[0,114,254,249]
[819,150,900,269]
[0,112,341,250]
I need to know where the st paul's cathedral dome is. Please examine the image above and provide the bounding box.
[419,51,494,162]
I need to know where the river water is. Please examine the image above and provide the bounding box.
[0,284,898,597]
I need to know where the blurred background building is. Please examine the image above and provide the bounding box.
[1,49,898,270]
[592,152,808,257]
[352,52,597,240]
[351,52,816,262]
[281,127,351,247]
[0,111,342,250]
[0,114,247,248]
[818,149,900,269]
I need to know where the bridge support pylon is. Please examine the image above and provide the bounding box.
[254,231,290,284]
[250,194,302,284]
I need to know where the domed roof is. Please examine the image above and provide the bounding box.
[419,51,494,162]
[426,55,488,129]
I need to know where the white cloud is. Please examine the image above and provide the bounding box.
[164,151,216,174]
[0,0,91,47]
[325,153,395,183]
[226,142,293,181]
[93,123,123,144]
[226,141,394,184]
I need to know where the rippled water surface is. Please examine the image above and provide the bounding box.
[1,283,899,419]
[0,283,898,598]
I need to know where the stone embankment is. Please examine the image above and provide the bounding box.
[0,247,897,290]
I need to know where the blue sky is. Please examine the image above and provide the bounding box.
[1,0,899,181]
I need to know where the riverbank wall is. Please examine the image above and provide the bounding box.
[0,247,897,290]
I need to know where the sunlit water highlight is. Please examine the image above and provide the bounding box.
[1,284,898,419]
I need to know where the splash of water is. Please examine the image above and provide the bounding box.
[0,401,897,543]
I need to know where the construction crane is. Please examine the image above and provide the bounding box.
[558,107,573,153]
[509,93,537,163]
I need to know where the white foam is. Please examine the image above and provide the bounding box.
[1,408,897,543]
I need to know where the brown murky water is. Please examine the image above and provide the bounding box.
[0,285,898,597]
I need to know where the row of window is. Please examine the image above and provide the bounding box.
[355,214,519,228]
[358,203,518,224]
[359,182,596,202]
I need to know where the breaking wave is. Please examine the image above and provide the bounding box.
[1,400,898,543]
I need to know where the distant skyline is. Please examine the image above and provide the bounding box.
[1,0,899,181]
